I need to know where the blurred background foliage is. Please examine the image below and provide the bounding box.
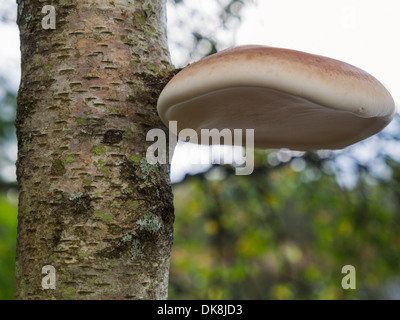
[0,77,18,300]
[1,0,400,300]
[169,149,400,299]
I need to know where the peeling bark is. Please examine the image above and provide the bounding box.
[15,0,175,300]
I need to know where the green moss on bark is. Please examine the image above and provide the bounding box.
[51,160,66,176]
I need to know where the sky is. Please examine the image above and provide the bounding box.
[0,0,399,185]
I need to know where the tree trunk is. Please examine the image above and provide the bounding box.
[14,0,175,300]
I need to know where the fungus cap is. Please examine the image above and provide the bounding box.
[157,45,395,150]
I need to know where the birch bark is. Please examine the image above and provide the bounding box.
[15,0,175,300]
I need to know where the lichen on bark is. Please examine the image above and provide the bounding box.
[15,0,175,300]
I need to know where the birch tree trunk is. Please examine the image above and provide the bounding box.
[14,0,175,300]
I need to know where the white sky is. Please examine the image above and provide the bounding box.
[1,0,399,184]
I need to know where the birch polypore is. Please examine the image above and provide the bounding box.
[158,45,395,150]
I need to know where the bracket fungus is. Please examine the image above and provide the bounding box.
[157,45,395,151]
